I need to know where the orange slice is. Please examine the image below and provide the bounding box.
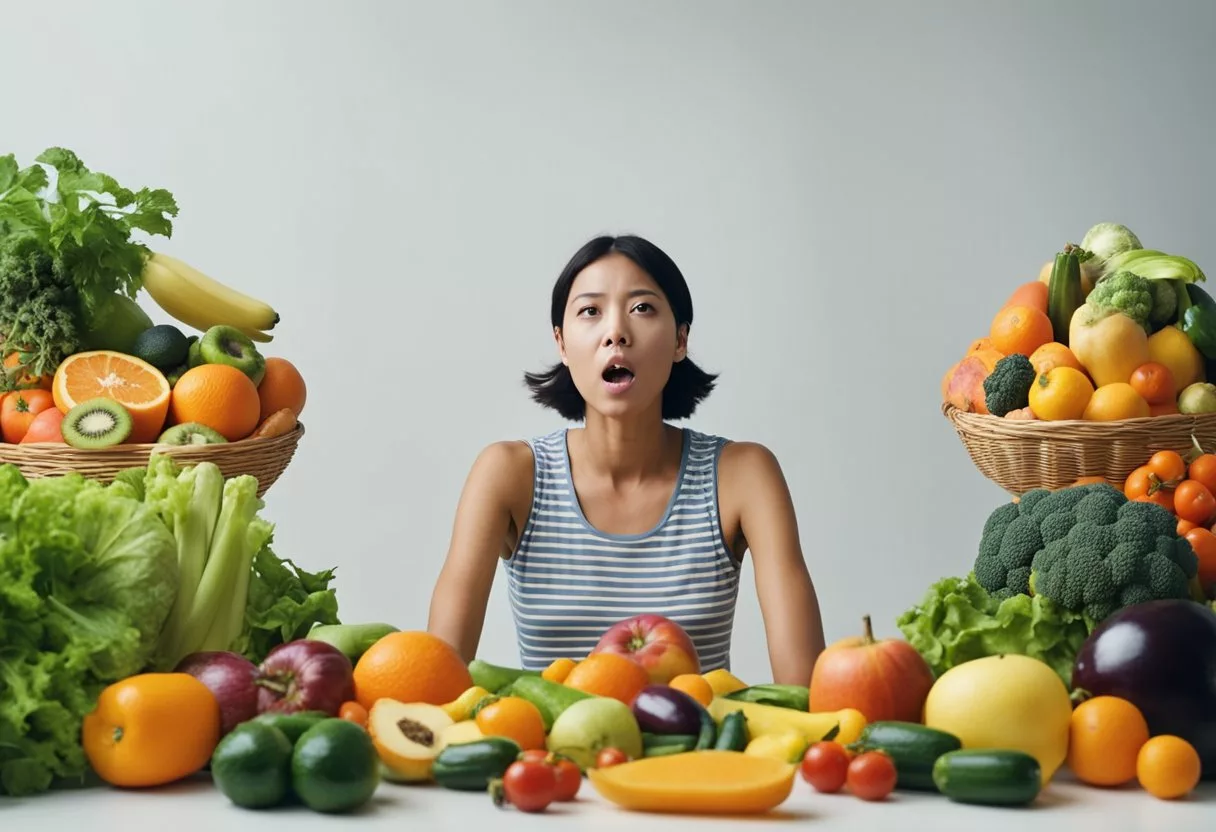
[53,351,171,444]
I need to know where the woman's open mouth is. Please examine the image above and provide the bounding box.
[602,364,635,393]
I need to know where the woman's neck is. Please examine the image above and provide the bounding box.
[575,410,680,487]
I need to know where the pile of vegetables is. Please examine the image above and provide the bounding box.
[897,482,1204,688]
[0,148,174,390]
[0,455,340,797]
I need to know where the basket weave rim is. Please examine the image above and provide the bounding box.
[1,422,305,454]
[942,402,1216,436]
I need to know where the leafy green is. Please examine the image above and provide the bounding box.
[0,465,179,796]
[0,236,81,389]
[240,547,340,665]
[895,573,1094,689]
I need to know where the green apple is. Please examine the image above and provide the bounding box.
[545,696,643,771]
[1179,382,1216,415]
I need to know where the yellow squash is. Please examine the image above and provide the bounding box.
[707,697,866,746]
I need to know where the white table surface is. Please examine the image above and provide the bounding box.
[2,769,1212,831]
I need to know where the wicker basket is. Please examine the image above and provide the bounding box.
[0,422,305,498]
[943,403,1216,495]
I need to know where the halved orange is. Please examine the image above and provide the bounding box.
[52,351,171,444]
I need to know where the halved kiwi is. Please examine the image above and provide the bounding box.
[157,423,228,446]
[62,398,133,449]
[199,325,265,384]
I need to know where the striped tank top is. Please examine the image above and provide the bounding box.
[502,427,742,672]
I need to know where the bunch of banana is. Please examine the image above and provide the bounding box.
[140,252,279,342]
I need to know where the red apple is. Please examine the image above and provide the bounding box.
[175,650,260,735]
[808,614,935,723]
[256,639,355,716]
[591,614,700,684]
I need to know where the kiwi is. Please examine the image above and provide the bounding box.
[199,325,265,384]
[157,423,228,446]
[62,398,133,449]
[186,335,203,368]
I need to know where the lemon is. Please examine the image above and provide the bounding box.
[923,654,1072,786]
[1147,325,1204,391]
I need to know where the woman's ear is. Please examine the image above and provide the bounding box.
[554,326,568,366]
[674,323,689,363]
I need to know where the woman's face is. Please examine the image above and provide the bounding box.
[556,253,687,419]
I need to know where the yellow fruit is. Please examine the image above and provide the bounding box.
[923,654,1072,786]
[1028,366,1094,421]
[1069,305,1151,387]
[702,668,748,696]
[366,700,452,783]
[1083,382,1151,421]
[707,698,866,746]
[1147,325,1204,391]
[440,685,492,723]
[441,720,484,746]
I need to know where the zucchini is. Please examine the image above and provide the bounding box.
[847,721,961,791]
[1047,245,1084,346]
[642,732,698,757]
[693,702,718,750]
[932,749,1042,806]
[722,684,809,712]
[713,710,749,751]
[431,737,521,791]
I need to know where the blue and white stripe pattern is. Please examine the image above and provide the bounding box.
[502,428,742,672]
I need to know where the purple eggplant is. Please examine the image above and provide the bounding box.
[1072,599,1216,778]
[631,685,708,736]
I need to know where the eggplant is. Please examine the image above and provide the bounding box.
[1072,599,1216,778]
[631,685,710,736]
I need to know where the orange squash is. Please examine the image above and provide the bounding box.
[82,673,221,788]
[587,750,797,814]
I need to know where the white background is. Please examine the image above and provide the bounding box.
[4,0,1214,683]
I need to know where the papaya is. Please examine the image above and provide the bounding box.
[586,750,797,814]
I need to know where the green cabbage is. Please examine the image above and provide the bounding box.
[0,465,179,796]
[895,573,1094,689]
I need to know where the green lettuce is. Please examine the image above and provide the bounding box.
[895,573,1093,689]
[0,465,179,797]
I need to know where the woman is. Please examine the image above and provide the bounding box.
[427,234,825,685]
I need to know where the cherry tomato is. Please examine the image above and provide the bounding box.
[1188,453,1216,495]
[1147,450,1187,485]
[594,747,629,769]
[800,741,850,793]
[1175,479,1216,526]
[517,749,581,801]
[338,700,368,727]
[498,760,556,812]
[846,750,897,801]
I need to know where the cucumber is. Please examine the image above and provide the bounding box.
[643,733,698,757]
[722,684,809,712]
[847,721,961,791]
[713,710,749,751]
[1047,245,1084,347]
[509,674,593,732]
[431,737,522,791]
[693,702,718,750]
[932,749,1042,806]
[466,659,539,694]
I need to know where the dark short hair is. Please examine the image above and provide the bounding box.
[523,234,719,421]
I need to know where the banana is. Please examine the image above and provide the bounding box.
[142,251,280,334]
[140,257,230,333]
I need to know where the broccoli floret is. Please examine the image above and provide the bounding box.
[1147,279,1177,328]
[975,482,1199,624]
[983,354,1037,417]
[1087,271,1153,329]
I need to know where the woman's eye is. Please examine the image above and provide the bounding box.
[577,306,598,317]
[633,302,653,313]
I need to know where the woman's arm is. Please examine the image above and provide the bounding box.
[427,441,533,662]
[722,441,826,685]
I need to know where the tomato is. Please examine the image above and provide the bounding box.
[1,389,55,444]
[1184,527,1216,591]
[1188,453,1216,496]
[498,760,556,813]
[1123,465,1155,500]
[1134,490,1175,513]
[595,747,629,768]
[338,700,368,727]
[800,741,850,793]
[1174,479,1216,526]
[1179,518,1199,536]
[846,750,897,801]
[518,749,581,800]
[1147,450,1187,485]
[19,407,64,444]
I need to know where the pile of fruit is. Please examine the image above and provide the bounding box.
[942,222,1215,421]
[0,147,305,449]
[66,605,1213,816]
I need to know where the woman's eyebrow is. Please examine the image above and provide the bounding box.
[571,288,661,303]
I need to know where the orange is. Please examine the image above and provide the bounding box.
[989,304,1054,357]
[1067,696,1150,786]
[474,696,547,751]
[1128,362,1176,406]
[1028,342,1084,378]
[668,673,714,707]
[1083,383,1151,421]
[541,657,577,684]
[1028,366,1094,421]
[168,364,261,441]
[563,653,650,705]
[1002,281,1049,315]
[257,357,307,422]
[352,630,473,711]
[966,337,996,355]
[52,350,171,443]
[1136,735,1201,800]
